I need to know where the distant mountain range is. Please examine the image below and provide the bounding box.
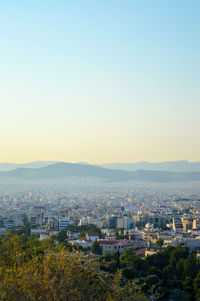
[1,160,200,172]
[0,161,58,171]
[101,161,200,172]
[1,162,200,182]
[0,162,131,181]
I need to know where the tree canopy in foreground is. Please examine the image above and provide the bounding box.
[0,233,146,301]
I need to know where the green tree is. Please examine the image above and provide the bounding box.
[194,271,200,298]
[146,274,159,285]
[92,241,102,255]
[120,249,137,267]
[120,249,146,278]
[169,245,189,267]
[0,243,147,301]
[156,238,164,251]
[184,255,199,280]
[57,229,68,243]
[182,276,194,295]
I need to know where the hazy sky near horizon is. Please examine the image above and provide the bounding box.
[0,0,200,163]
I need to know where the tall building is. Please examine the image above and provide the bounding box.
[172,216,183,233]
[117,215,134,230]
[58,219,74,231]
[108,215,118,229]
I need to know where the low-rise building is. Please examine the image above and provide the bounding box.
[98,239,144,254]
[145,249,158,257]
[68,239,92,249]
[86,232,99,242]
[31,227,46,235]
[0,226,6,233]
[67,231,79,239]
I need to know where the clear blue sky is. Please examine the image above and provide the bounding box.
[0,0,199,163]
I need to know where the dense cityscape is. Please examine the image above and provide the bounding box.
[0,179,200,299]
[1,180,200,252]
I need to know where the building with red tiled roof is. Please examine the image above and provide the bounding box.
[86,232,99,242]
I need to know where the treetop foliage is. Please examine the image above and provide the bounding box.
[0,233,147,301]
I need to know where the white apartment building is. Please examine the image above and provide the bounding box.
[58,219,74,231]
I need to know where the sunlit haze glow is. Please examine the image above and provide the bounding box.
[0,0,200,163]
